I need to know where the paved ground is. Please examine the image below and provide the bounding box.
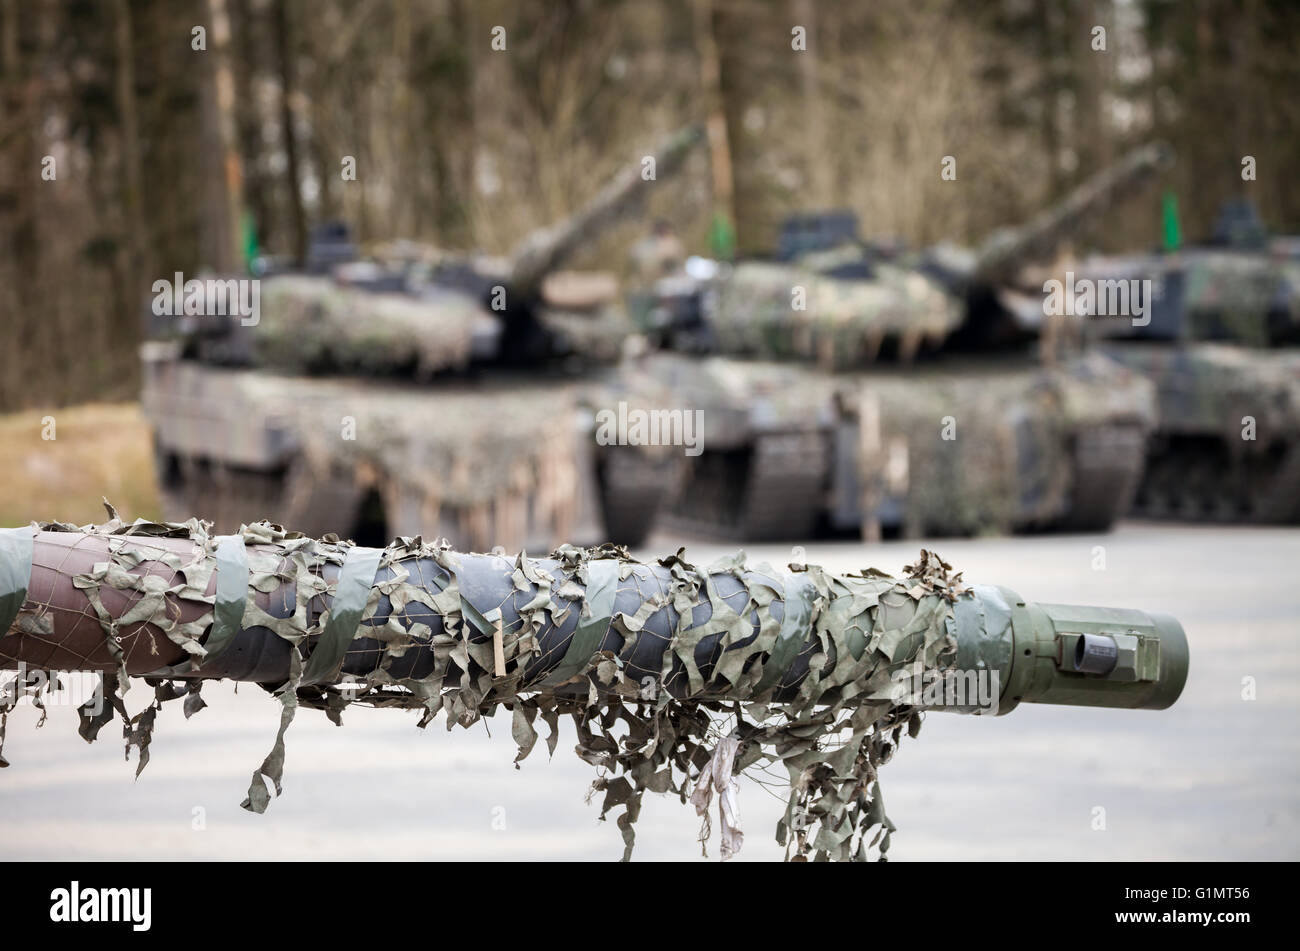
[2,521,1296,861]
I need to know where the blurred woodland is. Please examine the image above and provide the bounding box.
[1,0,1297,409]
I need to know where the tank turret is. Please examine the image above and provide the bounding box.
[1059,199,1300,522]
[619,146,1171,540]
[141,127,705,552]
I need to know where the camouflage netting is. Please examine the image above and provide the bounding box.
[0,506,973,861]
[286,380,583,551]
[616,350,1154,537]
[1114,344,1300,445]
[710,259,961,369]
[700,143,1171,372]
[614,353,839,450]
[141,358,586,552]
[536,303,634,363]
[1183,252,1300,345]
[851,354,1156,535]
[1103,343,1300,523]
[255,275,478,376]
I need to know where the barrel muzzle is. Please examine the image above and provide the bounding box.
[984,587,1189,714]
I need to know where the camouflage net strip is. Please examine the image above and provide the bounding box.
[1,503,972,862]
[254,275,476,377]
[711,260,961,369]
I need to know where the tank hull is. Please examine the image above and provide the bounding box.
[616,351,1155,540]
[1105,343,1300,523]
[141,344,672,550]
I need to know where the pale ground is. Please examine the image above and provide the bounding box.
[1,521,1296,861]
[0,404,159,528]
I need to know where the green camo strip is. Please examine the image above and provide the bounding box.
[543,559,618,685]
[205,535,248,660]
[301,545,383,685]
[755,573,815,694]
[0,527,33,636]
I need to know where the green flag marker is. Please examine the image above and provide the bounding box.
[1162,190,1182,252]
[242,211,259,272]
[708,211,736,261]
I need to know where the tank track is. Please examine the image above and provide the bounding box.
[660,431,830,541]
[1056,423,1149,532]
[157,454,298,535]
[595,447,679,548]
[1245,443,1300,522]
[1130,436,1300,523]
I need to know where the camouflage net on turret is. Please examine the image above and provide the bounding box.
[253,275,479,376]
[0,506,972,861]
[1182,252,1300,345]
[711,258,961,369]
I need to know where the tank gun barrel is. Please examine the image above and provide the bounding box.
[0,519,1187,860]
[505,124,704,296]
[972,142,1174,285]
[0,523,1187,714]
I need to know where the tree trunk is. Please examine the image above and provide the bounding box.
[203,0,246,272]
[692,0,736,256]
[112,0,147,328]
[274,0,306,264]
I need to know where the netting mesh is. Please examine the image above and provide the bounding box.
[1,505,970,861]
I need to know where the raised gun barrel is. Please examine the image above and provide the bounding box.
[506,124,705,297]
[970,141,1175,286]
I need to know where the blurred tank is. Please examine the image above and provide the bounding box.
[1062,200,1300,522]
[620,144,1170,540]
[142,127,704,551]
